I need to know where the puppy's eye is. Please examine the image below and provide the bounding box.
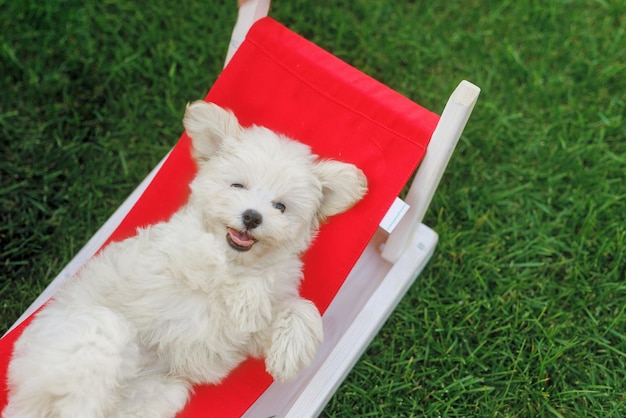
[273,202,286,213]
[231,183,245,189]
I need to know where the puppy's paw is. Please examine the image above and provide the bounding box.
[265,299,323,382]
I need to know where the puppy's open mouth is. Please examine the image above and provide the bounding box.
[226,228,257,252]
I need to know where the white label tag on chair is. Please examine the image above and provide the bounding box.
[379,197,410,233]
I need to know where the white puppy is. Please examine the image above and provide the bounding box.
[4,102,367,418]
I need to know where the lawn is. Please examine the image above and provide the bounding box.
[1,0,624,416]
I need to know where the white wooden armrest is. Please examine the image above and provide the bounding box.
[382,80,480,263]
[225,0,271,66]
[244,224,439,417]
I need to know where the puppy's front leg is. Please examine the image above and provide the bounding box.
[265,298,323,382]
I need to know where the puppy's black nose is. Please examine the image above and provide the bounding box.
[242,209,263,230]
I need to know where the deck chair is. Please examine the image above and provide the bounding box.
[0,1,480,416]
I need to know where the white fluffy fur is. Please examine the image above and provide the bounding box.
[4,101,367,418]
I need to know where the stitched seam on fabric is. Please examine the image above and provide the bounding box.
[246,37,432,153]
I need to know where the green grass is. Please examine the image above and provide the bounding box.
[1,0,624,416]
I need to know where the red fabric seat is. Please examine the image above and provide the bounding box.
[0,17,439,416]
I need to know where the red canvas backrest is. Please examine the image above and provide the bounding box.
[0,17,439,416]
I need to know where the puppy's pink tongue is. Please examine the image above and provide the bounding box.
[228,228,255,247]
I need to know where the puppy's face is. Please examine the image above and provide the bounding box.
[183,101,367,262]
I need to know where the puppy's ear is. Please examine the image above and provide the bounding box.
[313,160,368,221]
[183,101,242,161]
